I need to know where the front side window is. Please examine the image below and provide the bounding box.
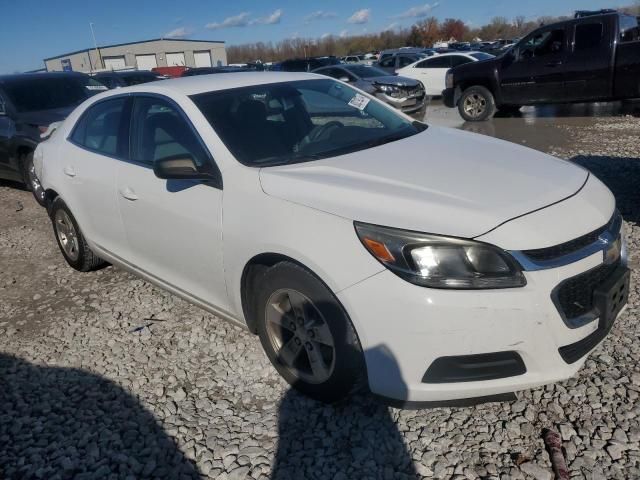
[519,29,565,59]
[71,98,127,156]
[130,96,210,167]
[190,79,425,167]
[421,57,451,68]
[379,57,395,68]
[574,23,603,51]
[620,15,640,43]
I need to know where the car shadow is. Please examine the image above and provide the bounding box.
[271,345,419,480]
[570,155,640,226]
[494,100,640,119]
[0,353,200,479]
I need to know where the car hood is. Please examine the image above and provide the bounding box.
[370,76,421,88]
[259,126,589,239]
[15,106,75,126]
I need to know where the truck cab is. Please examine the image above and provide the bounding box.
[444,11,640,121]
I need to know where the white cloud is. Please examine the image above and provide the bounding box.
[251,9,283,26]
[393,2,440,19]
[339,29,349,38]
[347,9,370,24]
[164,27,192,38]
[206,12,251,29]
[304,10,338,23]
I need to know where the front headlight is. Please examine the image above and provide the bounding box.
[355,222,526,289]
[376,84,403,98]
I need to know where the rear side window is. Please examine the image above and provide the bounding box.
[130,96,211,167]
[620,15,640,43]
[421,57,451,68]
[398,56,418,68]
[70,98,127,157]
[574,23,603,51]
[2,77,94,113]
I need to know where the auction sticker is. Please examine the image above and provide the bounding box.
[348,93,370,111]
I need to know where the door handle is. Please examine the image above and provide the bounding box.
[63,166,76,177]
[545,61,563,67]
[119,187,138,201]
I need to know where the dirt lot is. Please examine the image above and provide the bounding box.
[1,107,640,480]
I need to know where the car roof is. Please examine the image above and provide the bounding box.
[97,72,323,97]
[0,71,89,82]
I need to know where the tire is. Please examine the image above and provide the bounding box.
[20,152,47,207]
[458,86,496,122]
[50,197,106,272]
[254,262,365,403]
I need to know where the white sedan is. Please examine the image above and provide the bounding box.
[397,52,494,96]
[34,72,629,405]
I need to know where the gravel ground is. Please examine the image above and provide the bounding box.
[1,116,640,480]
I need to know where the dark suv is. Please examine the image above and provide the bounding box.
[278,57,341,72]
[0,72,107,200]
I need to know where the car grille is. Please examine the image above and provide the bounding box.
[555,261,620,320]
[522,210,621,263]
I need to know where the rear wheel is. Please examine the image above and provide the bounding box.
[50,198,106,272]
[255,262,365,403]
[458,86,496,122]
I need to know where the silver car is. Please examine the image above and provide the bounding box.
[312,64,426,115]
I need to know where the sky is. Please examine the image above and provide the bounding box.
[0,0,629,73]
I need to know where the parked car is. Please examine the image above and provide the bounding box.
[378,48,435,64]
[35,72,629,405]
[93,70,168,89]
[151,66,188,78]
[444,10,640,121]
[341,55,362,64]
[312,64,426,114]
[376,53,425,74]
[397,52,494,96]
[279,57,341,72]
[181,66,259,77]
[0,72,107,201]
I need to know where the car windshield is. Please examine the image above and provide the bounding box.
[191,79,426,167]
[470,52,494,61]
[2,76,106,113]
[345,65,389,78]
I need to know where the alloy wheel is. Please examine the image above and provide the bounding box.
[265,288,336,384]
[463,93,487,119]
[54,210,80,261]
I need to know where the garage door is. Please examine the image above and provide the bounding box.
[194,51,212,68]
[103,56,126,70]
[166,52,186,67]
[136,54,157,70]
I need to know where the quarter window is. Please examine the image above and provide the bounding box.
[130,97,210,167]
[450,56,473,67]
[574,23,603,51]
[620,16,640,43]
[70,98,127,157]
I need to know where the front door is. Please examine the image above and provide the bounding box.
[115,95,228,310]
[500,26,569,104]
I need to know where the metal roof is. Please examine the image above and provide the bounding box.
[44,38,225,62]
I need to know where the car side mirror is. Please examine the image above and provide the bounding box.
[153,154,219,183]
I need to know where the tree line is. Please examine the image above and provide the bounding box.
[227,4,640,64]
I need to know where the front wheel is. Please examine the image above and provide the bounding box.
[458,86,496,122]
[254,262,365,403]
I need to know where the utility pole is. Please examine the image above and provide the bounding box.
[90,22,104,71]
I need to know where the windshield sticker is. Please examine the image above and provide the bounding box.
[86,85,108,91]
[348,93,370,111]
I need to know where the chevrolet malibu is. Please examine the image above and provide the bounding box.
[34,72,630,404]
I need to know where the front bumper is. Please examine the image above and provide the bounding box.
[337,249,628,403]
[443,86,461,108]
[376,91,427,113]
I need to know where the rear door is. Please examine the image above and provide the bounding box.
[500,25,569,103]
[564,19,612,101]
[115,94,228,310]
[411,56,451,96]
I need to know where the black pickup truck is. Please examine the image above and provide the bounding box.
[443,10,640,121]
